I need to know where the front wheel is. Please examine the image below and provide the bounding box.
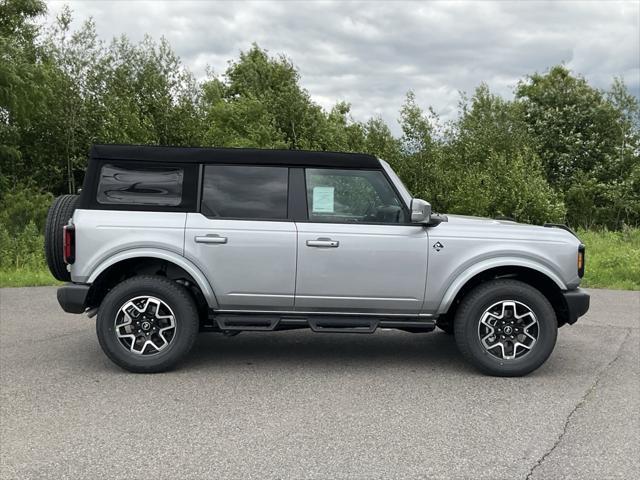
[96,275,199,373]
[454,280,557,377]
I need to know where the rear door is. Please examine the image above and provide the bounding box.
[294,168,428,314]
[184,165,297,310]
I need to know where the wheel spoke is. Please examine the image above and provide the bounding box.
[149,335,168,351]
[131,337,149,354]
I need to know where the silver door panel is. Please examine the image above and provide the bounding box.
[295,223,428,313]
[184,213,297,309]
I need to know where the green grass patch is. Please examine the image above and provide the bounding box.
[577,228,640,290]
[0,268,62,288]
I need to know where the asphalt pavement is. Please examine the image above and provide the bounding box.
[0,287,638,479]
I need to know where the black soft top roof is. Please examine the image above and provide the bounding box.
[90,144,381,169]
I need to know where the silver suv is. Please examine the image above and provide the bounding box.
[47,144,589,375]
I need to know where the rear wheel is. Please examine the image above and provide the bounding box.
[454,279,557,376]
[96,275,199,373]
[44,194,78,281]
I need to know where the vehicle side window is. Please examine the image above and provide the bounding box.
[305,169,406,224]
[201,165,288,220]
[97,163,184,206]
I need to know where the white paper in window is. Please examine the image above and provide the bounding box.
[312,186,335,213]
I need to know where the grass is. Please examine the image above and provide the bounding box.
[0,268,62,288]
[1,229,638,290]
[577,228,640,290]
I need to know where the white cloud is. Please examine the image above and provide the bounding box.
[46,0,640,132]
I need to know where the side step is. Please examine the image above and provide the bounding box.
[308,316,377,333]
[212,313,436,334]
[215,314,280,331]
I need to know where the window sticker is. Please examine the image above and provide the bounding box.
[312,186,335,213]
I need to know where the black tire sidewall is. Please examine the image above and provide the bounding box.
[44,194,78,281]
[96,276,198,373]
[454,280,557,376]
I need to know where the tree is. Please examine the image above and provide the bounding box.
[396,91,440,204]
[516,66,639,227]
[0,0,46,191]
[362,117,402,164]
[200,44,368,152]
[442,84,565,223]
[222,44,327,149]
[516,66,621,186]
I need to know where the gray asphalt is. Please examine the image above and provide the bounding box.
[0,287,638,480]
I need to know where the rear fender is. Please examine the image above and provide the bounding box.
[86,248,219,308]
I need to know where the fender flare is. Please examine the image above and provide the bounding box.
[87,248,219,308]
[436,256,567,314]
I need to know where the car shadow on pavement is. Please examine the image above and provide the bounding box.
[183,329,473,373]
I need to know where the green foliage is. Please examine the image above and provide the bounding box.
[443,150,565,224]
[0,0,47,186]
[392,92,451,216]
[0,185,52,234]
[0,184,53,285]
[0,267,60,287]
[394,86,565,224]
[0,221,44,270]
[578,227,640,290]
[361,118,402,163]
[516,66,639,229]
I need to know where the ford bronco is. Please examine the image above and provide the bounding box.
[47,144,589,375]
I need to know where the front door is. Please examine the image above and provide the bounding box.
[295,168,428,314]
[184,165,296,310]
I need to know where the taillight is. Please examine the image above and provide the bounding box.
[63,225,75,264]
[577,244,585,278]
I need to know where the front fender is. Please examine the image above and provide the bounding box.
[435,256,567,314]
[86,248,219,308]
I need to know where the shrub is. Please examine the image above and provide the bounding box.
[0,221,45,270]
[0,186,53,235]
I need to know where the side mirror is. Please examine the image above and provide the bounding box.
[410,198,432,224]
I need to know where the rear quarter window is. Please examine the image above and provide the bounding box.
[97,163,185,206]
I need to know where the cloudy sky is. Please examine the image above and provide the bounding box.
[47,0,639,130]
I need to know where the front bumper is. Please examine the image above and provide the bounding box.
[562,288,590,324]
[57,283,90,314]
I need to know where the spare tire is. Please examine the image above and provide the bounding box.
[44,194,79,281]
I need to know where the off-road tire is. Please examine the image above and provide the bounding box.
[44,194,79,281]
[96,275,199,373]
[454,279,557,377]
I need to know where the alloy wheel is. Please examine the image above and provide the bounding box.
[477,300,539,360]
[114,296,177,355]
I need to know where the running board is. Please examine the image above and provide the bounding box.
[215,314,280,331]
[213,313,436,333]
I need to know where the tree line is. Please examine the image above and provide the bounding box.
[1,0,639,233]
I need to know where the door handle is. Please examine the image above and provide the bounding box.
[195,235,228,244]
[306,238,339,248]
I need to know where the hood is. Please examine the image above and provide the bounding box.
[444,214,521,226]
[436,214,581,244]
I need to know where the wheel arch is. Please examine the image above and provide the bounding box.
[86,249,218,310]
[438,262,571,327]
